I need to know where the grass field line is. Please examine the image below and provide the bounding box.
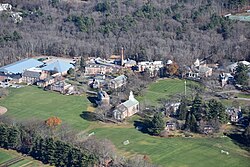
[18,161,33,167]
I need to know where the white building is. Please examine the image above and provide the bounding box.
[226,61,250,73]
[113,91,139,120]
[138,61,164,76]
[0,3,12,11]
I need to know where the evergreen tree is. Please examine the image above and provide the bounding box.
[191,95,203,121]
[68,147,80,166]
[185,112,198,132]
[178,97,189,120]
[0,124,9,148]
[80,56,86,71]
[45,138,56,164]
[40,138,47,162]
[8,126,21,149]
[208,99,226,123]
[148,112,165,135]
[31,136,42,159]
[55,141,70,166]
[235,63,249,86]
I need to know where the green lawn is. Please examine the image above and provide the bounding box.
[0,149,15,163]
[237,93,250,99]
[0,86,90,130]
[0,86,249,167]
[0,148,48,167]
[92,127,250,167]
[138,79,199,106]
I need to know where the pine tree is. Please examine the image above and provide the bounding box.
[178,97,189,120]
[185,112,198,132]
[44,138,56,164]
[8,126,21,149]
[208,99,226,123]
[55,141,70,166]
[191,95,203,121]
[80,56,86,71]
[31,136,42,159]
[0,124,9,148]
[235,63,249,86]
[148,112,165,135]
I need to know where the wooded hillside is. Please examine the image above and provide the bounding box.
[0,0,249,66]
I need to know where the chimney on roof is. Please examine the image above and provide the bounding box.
[121,47,124,66]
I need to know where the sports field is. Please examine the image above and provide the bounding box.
[0,148,48,167]
[0,84,249,167]
[0,86,90,130]
[92,127,250,167]
[138,79,198,105]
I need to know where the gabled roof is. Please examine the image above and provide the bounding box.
[113,75,127,82]
[0,58,44,74]
[121,91,139,108]
[199,66,212,73]
[42,60,73,73]
[123,99,139,108]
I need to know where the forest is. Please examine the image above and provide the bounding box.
[0,0,249,67]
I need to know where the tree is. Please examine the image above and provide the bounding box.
[185,112,198,132]
[67,68,74,75]
[190,95,203,121]
[235,63,249,86]
[177,97,189,120]
[45,117,62,129]
[0,88,8,98]
[8,126,21,149]
[167,62,179,76]
[148,112,165,135]
[0,124,9,148]
[79,56,85,71]
[207,99,226,123]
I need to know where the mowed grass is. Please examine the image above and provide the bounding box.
[237,93,250,99]
[0,148,48,167]
[0,86,90,130]
[138,79,197,105]
[0,84,250,167]
[0,149,15,163]
[93,127,250,167]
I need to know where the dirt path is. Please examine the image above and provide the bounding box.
[0,106,7,115]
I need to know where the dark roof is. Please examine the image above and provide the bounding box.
[23,70,41,78]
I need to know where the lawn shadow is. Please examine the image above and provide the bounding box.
[226,133,250,152]
[80,111,99,121]
[133,119,150,134]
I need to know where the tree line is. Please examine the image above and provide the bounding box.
[0,0,249,67]
[0,117,157,167]
[0,122,95,166]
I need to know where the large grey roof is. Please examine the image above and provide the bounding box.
[0,58,44,74]
[42,60,73,73]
